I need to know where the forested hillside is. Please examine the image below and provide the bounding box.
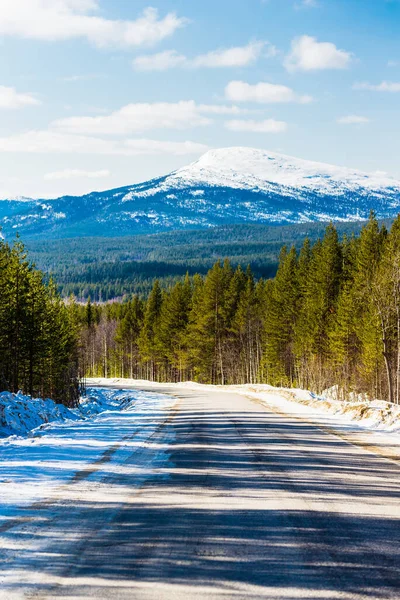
[76,213,400,404]
[26,220,381,300]
[0,238,80,407]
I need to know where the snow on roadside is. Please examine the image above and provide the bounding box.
[86,378,400,465]
[87,377,400,436]
[0,391,79,438]
[0,387,150,439]
[0,387,176,522]
[241,384,400,434]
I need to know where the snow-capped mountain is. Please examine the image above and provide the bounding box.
[167,147,399,195]
[1,147,400,239]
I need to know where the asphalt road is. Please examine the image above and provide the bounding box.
[2,385,400,600]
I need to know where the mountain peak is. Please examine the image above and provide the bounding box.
[171,146,398,194]
[1,146,399,239]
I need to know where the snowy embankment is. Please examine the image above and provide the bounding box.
[243,384,400,434]
[0,388,141,438]
[0,392,77,438]
[0,387,175,524]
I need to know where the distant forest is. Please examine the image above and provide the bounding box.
[25,221,381,300]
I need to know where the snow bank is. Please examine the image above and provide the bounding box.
[79,388,136,416]
[212,382,400,434]
[0,387,147,439]
[0,391,79,438]
[239,384,400,434]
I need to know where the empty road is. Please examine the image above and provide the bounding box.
[1,384,400,599]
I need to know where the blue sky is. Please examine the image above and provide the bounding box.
[0,0,400,198]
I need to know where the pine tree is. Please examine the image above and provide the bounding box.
[367,215,400,403]
[328,235,359,396]
[263,246,299,386]
[294,225,342,390]
[7,239,31,393]
[230,266,260,383]
[0,237,80,405]
[138,280,163,380]
[158,276,192,381]
[187,261,232,383]
[115,296,143,378]
[0,239,12,390]
[353,212,387,399]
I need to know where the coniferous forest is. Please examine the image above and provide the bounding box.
[0,237,81,407]
[78,213,400,405]
[26,220,377,300]
[3,212,400,405]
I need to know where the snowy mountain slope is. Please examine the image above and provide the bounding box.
[1,147,400,239]
[166,147,399,195]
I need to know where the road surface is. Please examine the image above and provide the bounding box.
[1,384,400,599]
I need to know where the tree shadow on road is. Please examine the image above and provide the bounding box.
[1,397,400,599]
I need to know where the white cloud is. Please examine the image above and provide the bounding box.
[284,35,352,72]
[197,104,245,115]
[0,2,187,48]
[388,60,399,68]
[124,139,210,156]
[52,101,212,135]
[0,130,209,156]
[51,101,245,135]
[337,115,370,125]
[353,81,400,92]
[132,41,275,72]
[44,168,110,180]
[0,131,119,154]
[0,85,40,109]
[192,41,274,68]
[225,80,312,104]
[133,50,186,71]
[225,119,288,133]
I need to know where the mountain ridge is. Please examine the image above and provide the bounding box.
[1,147,399,239]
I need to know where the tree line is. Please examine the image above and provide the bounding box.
[0,237,80,407]
[79,213,400,404]
[3,212,400,407]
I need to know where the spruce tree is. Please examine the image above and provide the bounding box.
[294,225,342,390]
[158,277,192,381]
[115,296,143,379]
[138,280,163,380]
[353,212,387,398]
[263,246,299,386]
[187,261,232,384]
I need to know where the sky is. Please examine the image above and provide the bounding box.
[0,0,400,198]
